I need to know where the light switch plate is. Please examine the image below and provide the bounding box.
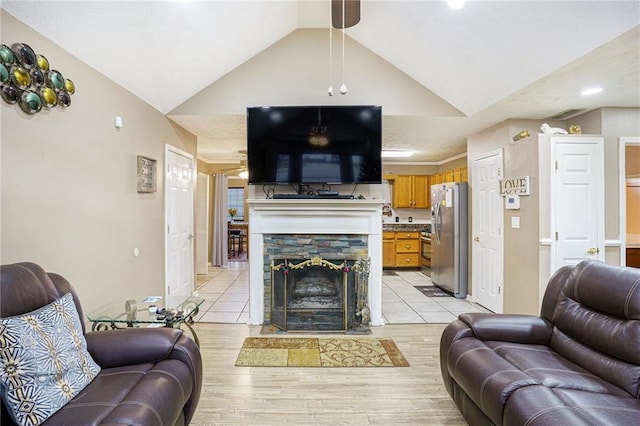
[511,216,520,229]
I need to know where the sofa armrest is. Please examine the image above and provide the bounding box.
[440,319,476,396]
[458,313,553,345]
[85,327,184,368]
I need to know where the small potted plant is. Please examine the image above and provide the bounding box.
[228,207,238,222]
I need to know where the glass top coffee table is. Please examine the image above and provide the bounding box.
[86,294,204,346]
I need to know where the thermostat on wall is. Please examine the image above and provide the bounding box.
[505,194,520,210]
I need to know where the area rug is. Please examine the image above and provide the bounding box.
[235,337,410,367]
[414,285,452,298]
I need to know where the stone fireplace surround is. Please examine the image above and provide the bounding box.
[248,199,384,327]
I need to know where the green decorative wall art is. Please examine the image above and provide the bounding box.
[0,42,75,114]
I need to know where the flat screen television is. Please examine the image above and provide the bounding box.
[247,105,382,185]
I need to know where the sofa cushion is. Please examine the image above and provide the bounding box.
[484,341,630,397]
[549,260,640,397]
[44,359,193,425]
[549,328,640,398]
[447,337,539,424]
[504,385,640,426]
[553,260,640,365]
[0,293,100,426]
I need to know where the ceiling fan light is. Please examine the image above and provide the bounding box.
[381,150,414,158]
[309,133,329,146]
[447,0,465,10]
[238,170,249,179]
[581,87,602,96]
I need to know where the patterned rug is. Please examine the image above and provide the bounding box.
[414,285,452,297]
[235,337,410,367]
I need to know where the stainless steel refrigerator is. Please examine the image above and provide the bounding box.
[431,182,468,298]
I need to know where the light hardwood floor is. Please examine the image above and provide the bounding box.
[190,322,467,425]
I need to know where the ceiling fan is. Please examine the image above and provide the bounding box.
[331,0,360,29]
[221,150,248,178]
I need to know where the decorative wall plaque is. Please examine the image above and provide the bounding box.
[0,42,75,114]
[137,155,157,193]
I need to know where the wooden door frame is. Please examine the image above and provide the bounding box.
[164,144,196,298]
[619,137,640,266]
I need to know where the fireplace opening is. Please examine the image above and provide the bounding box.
[270,257,369,332]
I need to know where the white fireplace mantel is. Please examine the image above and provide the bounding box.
[247,199,385,326]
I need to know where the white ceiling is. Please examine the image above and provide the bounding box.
[3,1,639,164]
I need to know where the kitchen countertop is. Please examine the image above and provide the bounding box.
[383,223,430,233]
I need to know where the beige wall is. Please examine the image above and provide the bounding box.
[466,109,640,315]
[627,186,640,235]
[383,163,440,176]
[467,119,563,315]
[571,107,640,264]
[170,29,462,117]
[439,156,468,172]
[626,146,640,176]
[1,13,197,314]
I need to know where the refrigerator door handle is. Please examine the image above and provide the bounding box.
[435,202,442,245]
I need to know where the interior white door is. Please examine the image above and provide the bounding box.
[195,173,210,275]
[471,150,504,313]
[552,137,604,270]
[165,146,195,299]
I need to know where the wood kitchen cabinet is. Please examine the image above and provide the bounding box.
[383,232,396,267]
[392,175,430,209]
[395,231,420,267]
[383,231,420,268]
[627,248,640,268]
[432,166,468,185]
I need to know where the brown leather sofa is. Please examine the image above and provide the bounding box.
[440,260,640,425]
[1,262,203,425]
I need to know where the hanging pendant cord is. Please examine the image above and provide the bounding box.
[329,0,332,91]
[341,0,345,87]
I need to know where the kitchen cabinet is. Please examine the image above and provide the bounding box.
[395,231,420,267]
[383,232,396,267]
[383,231,420,268]
[393,175,430,209]
[627,248,640,268]
[432,166,468,185]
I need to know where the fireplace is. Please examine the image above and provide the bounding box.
[247,198,384,327]
[270,257,370,331]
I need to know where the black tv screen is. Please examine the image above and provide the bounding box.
[247,105,382,185]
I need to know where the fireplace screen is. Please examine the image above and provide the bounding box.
[270,257,369,331]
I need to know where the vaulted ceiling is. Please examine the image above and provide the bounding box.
[3,1,639,164]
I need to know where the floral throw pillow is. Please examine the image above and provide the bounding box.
[0,293,101,426]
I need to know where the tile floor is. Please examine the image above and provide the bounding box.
[194,261,490,324]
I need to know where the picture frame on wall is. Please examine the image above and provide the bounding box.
[137,155,157,193]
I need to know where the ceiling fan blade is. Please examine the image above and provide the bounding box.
[332,0,360,29]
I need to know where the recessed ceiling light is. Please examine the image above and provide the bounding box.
[581,87,603,96]
[447,0,465,10]
[381,150,414,158]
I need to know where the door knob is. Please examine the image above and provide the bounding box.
[586,247,599,255]
[474,237,480,242]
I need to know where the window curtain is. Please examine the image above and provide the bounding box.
[211,173,229,267]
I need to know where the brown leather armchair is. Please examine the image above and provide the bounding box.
[440,260,640,425]
[1,262,202,425]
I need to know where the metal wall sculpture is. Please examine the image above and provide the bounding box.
[0,43,75,114]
